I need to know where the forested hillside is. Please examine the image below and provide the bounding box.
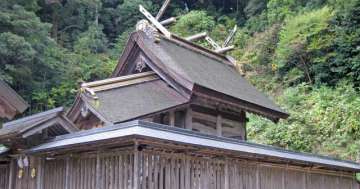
[1,0,360,161]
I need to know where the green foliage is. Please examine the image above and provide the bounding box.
[244,0,267,18]
[267,0,298,24]
[1,0,360,162]
[116,0,158,36]
[274,7,333,84]
[329,0,360,87]
[248,81,360,160]
[74,23,108,54]
[276,7,333,67]
[234,24,280,67]
[171,11,216,37]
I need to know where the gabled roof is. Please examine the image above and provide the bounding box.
[113,31,288,121]
[0,107,78,142]
[0,80,28,119]
[27,120,360,172]
[69,72,188,124]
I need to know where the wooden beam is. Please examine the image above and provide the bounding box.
[185,32,207,42]
[185,108,192,130]
[190,104,245,122]
[156,0,171,20]
[214,45,234,54]
[160,17,176,26]
[82,71,156,88]
[225,55,237,66]
[58,115,79,133]
[222,25,237,47]
[216,114,222,137]
[205,36,221,50]
[169,111,175,126]
[139,5,171,38]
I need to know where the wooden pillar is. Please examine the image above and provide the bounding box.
[36,158,44,189]
[96,152,101,189]
[133,142,140,189]
[185,108,192,130]
[239,111,247,140]
[169,111,175,126]
[64,157,70,189]
[256,165,260,189]
[224,159,229,189]
[216,114,222,137]
[7,159,15,189]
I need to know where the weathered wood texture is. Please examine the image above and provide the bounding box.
[26,150,359,189]
[0,164,9,189]
[41,152,135,189]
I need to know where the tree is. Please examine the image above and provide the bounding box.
[329,0,360,87]
[274,7,333,84]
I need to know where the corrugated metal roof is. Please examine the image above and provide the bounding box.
[27,120,360,172]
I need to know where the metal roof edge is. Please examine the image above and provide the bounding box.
[26,120,360,172]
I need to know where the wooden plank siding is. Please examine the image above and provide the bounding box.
[4,149,353,189]
[0,164,9,189]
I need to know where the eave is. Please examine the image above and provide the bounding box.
[26,120,360,173]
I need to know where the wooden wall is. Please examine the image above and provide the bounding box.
[5,150,359,189]
[0,164,9,189]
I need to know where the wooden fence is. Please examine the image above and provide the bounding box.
[8,150,359,189]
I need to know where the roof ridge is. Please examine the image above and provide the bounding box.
[81,71,159,95]
[3,107,64,128]
[82,71,156,88]
[162,34,235,67]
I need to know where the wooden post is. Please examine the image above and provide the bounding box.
[133,142,140,189]
[169,111,175,126]
[96,152,101,189]
[7,159,15,189]
[64,157,70,189]
[185,108,192,130]
[36,158,44,189]
[256,165,260,189]
[224,160,229,189]
[216,114,222,137]
[240,111,247,140]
